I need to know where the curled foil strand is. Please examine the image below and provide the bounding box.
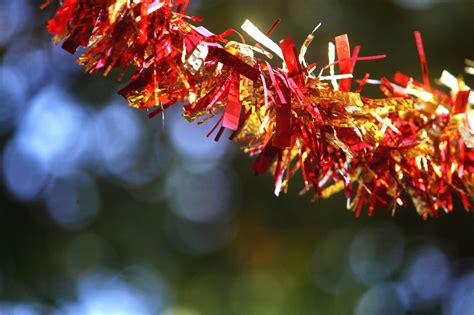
[44,0,473,218]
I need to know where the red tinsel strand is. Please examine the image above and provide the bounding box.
[43,0,473,217]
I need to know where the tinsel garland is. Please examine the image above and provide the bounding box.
[43,0,473,218]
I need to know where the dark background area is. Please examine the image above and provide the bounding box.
[0,0,473,314]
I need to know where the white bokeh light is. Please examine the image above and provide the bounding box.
[392,0,451,10]
[14,86,89,174]
[92,102,144,177]
[167,107,230,162]
[56,268,168,315]
[2,141,49,202]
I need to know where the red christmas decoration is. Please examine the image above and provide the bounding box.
[43,0,473,218]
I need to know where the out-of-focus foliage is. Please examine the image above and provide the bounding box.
[0,0,473,314]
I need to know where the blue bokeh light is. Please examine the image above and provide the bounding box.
[444,272,474,315]
[167,107,230,163]
[14,86,89,175]
[399,245,451,310]
[355,283,406,315]
[56,267,168,315]
[0,303,40,315]
[44,172,100,229]
[0,0,33,45]
[166,166,233,223]
[166,214,235,255]
[349,223,405,284]
[0,65,27,135]
[3,48,49,93]
[2,141,49,202]
[92,102,145,178]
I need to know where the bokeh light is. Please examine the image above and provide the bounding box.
[166,166,234,223]
[92,101,145,178]
[3,47,49,93]
[166,215,235,255]
[398,245,451,311]
[444,272,474,315]
[0,0,33,45]
[14,86,88,174]
[355,283,405,315]
[55,267,169,315]
[0,303,42,315]
[0,65,26,135]
[44,172,100,229]
[167,107,231,164]
[392,0,450,10]
[2,140,49,202]
[349,223,405,284]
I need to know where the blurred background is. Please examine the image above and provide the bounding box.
[0,0,473,314]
